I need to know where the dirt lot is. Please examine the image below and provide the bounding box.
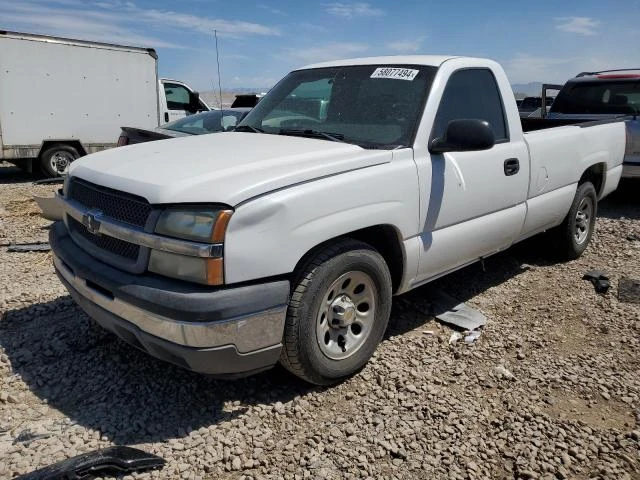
[0,162,638,480]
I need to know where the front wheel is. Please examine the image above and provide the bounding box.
[553,181,597,260]
[280,239,392,385]
[40,145,79,177]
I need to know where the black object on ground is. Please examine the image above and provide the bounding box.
[7,242,51,252]
[32,178,64,185]
[582,269,611,294]
[15,446,165,480]
[13,429,52,447]
[618,277,640,304]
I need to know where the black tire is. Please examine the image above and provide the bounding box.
[552,181,597,260]
[39,145,79,178]
[280,239,392,385]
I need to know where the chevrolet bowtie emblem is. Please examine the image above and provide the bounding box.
[82,209,103,235]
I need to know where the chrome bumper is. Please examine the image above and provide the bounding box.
[53,254,286,353]
[622,163,640,179]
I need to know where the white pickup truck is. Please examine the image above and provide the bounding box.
[50,56,626,385]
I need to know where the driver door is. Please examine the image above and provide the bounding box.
[162,82,195,123]
[416,68,529,282]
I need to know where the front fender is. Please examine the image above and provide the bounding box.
[224,152,419,284]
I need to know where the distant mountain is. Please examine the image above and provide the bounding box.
[205,84,555,104]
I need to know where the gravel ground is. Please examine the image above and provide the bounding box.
[0,161,639,480]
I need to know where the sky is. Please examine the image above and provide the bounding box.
[1,0,639,91]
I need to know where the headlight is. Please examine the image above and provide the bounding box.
[150,208,232,285]
[155,208,232,243]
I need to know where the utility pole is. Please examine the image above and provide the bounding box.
[214,29,223,109]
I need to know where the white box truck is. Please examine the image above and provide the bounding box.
[0,30,210,176]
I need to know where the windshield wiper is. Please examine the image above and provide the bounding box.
[234,125,264,133]
[279,128,346,143]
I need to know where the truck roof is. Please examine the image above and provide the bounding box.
[0,30,157,58]
[301,55,461,70]
[572,68,640,81]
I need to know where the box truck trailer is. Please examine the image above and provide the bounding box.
[0,30,210,176]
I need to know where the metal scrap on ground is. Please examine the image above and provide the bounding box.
[32,178,64,185]
[618,277,640,304]
[431,290,488,331]
[583,269,611,294]
[7,242,51,252]
[464,330,482,344]
[33,195,63,221]
[15,446,165,480]
[12,429,52,447]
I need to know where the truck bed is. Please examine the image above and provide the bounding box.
[521,116,627,132]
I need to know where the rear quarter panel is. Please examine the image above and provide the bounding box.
[520,121,626,237]
[525,121,625,199]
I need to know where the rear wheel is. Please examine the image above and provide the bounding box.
[280,239,392,385]
[553,181,597,259]
[40,145,79,177]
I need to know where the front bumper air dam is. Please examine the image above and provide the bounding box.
[50,221,290,377]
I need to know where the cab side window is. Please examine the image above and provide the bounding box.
[164,83,191,111]
[433,68,508,142]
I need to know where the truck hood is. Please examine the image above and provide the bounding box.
[69,132,392,205]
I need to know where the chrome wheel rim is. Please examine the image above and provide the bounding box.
[316,270,377,360]
[574,196,593,244]
[50,151,74,175]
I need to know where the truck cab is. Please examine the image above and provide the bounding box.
[159,78,211,124]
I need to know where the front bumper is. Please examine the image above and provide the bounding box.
[622,163,640,179]
[50,222,290,376]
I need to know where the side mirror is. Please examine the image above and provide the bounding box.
[187,91,201,113]
[429,119,495,154]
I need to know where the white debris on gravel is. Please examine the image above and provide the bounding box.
[1,162,639,480]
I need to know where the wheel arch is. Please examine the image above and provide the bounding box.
[38,140,87,158]
[292,224,405,294]
[579,162,606,197]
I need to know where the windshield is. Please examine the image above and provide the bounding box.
[237,65,437,148]
[163,110,246,135]
[551,80,640,115]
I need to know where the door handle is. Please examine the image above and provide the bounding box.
[504,158,520,176]
[164,112,169,123]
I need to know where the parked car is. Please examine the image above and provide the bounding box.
[50,55,626,385]
[518,96,555,118]
[117,108,252,146]
[231,93,265,108]
[0,30,208,177]
[518,96,543,113]
[546,69,640,178]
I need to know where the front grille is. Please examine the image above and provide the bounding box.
[69,178,151,228]
[68,217,140,261]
